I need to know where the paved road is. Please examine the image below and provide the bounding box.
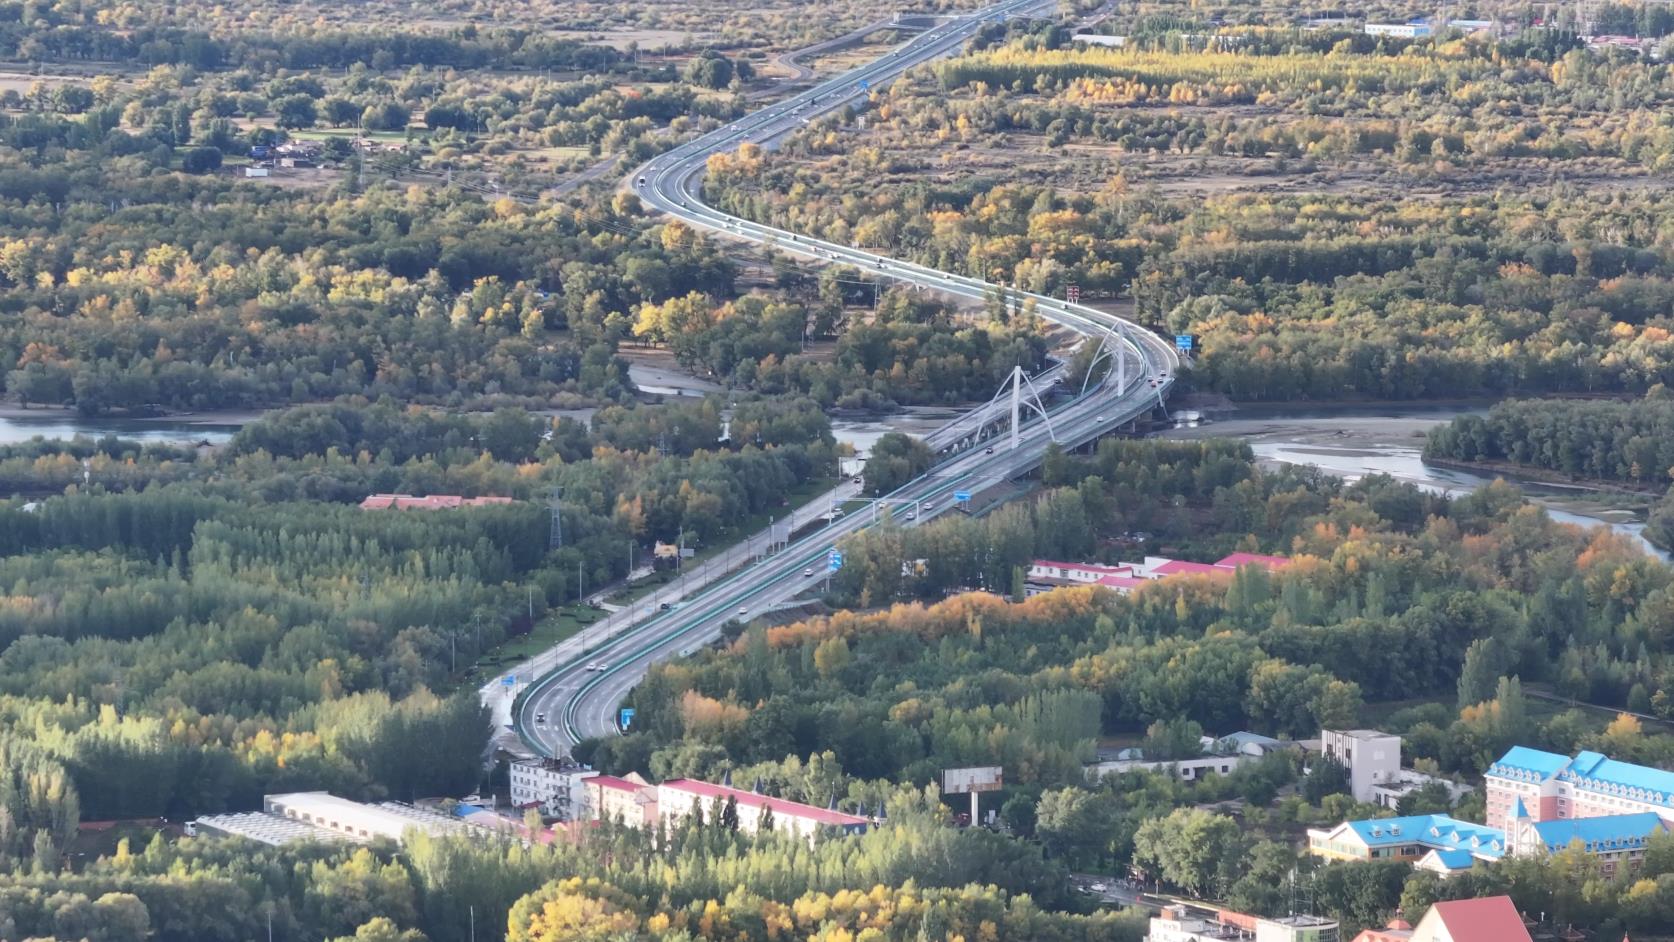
[773,17,905,83]
[490,0,1179,758]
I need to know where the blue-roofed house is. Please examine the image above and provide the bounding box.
[1306,814,1506,867]
[1486,746,1674,833]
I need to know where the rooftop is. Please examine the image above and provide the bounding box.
[1530,812,1665,853]
[1031,559,1132,575]
[1328,728,1400,742]
[1491,747,1674,804]
[660,779,868,827]
[192,811,347,846]
[1564,750,1674,801]
[1150,560,1230,577]
[588,774,652,794]
[1214,552,1292,571]
[1420,847,1478,872]
[1341,814,1506,859]
[265,792,470,841]
[1423,896,1531,942]
[1489,746,1572,781]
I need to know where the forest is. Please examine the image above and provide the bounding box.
[1425,393,1674,487]
[0,389,839,875]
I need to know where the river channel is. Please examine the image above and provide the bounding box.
[5,403,1663,560]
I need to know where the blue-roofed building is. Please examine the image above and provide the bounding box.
[1486,746,1674,833]
[1306,814,1506,867]
[1504,799,1666,878]
[1414,846,1480,875]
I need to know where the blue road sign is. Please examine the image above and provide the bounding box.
[619,708,636,730]
[502,674,516,686]
[827,549,845,572]
[1175,334,1195,352]
[954,491,972,503]
[857,79,870,91]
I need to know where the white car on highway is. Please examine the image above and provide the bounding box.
[584,662,609,672]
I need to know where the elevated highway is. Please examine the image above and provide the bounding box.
[490,0,1179,757]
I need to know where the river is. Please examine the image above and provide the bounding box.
[1162,407,1669,561]
[0,413,239,446]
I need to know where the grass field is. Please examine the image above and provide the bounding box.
[465,604,606,687]
[290,127,411,142]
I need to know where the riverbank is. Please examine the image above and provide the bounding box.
[1422,456,1663,498]
[1158,408,1669,560]
[1161,414,1440,451]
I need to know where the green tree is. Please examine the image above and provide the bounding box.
[1132,808,1245,897]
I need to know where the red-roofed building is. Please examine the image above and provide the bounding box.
[1095,574,1151,594]
[1351,917,1414,942]
[658,779,869,843]
[1026,553,1292,598]
[359,494,515,511]
[585,773,656,827]
[1410,896,1531,942]
[1147,559,1231,578]
[1215,552,1293,572]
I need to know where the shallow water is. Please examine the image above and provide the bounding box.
[0,415,238,446]
[1252,440,1668,561]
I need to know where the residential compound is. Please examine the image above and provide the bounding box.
[1485,746,1674,831]
[1027,552,1291,596]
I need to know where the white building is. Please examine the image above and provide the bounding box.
[263,792,471,844]
[1088,732,1290,783]
[1148,906,1339,942]
[1089,753,1252,783]
[1322,729,1402,804]
[509,758,597,820]
[1027,559,1136,584]
[1369,770,1474,811]
[187,811,342,846]
[190,792,474,847]
[1364,22,1432,38]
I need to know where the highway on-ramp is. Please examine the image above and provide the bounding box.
[489,0,1180,758]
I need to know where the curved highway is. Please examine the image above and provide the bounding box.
[496,0,1179,757]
